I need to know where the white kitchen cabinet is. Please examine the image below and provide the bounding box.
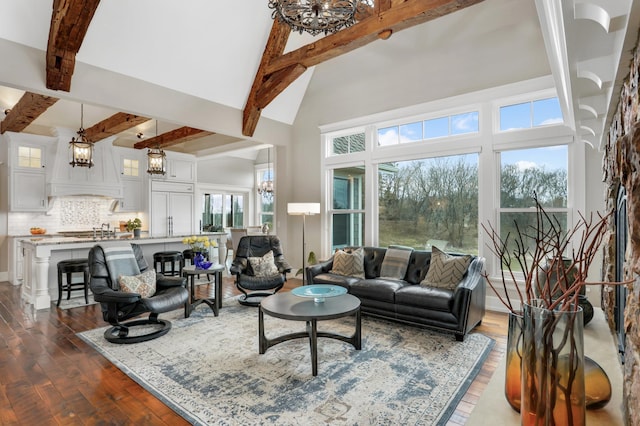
[150,181,194,237]
[116,148,145,212]
[149,152,196,183]
[167,158,195,181]
[119,180,144,212]
[9,237,24,285]
[10,170,47,211]
[7,135,50,212]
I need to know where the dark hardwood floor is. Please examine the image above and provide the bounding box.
[0,276,507,425]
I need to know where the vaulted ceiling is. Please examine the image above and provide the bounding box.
[0,0,637,156]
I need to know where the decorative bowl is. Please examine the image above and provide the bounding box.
[291,284,347,303]
[198,261,213,270]
[30,228,46,235]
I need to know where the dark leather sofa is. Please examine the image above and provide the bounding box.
[306,247,486,341]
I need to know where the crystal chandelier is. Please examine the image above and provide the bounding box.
[69,104,94,168]
[268,0,365,36]
[147,121,166,175]
[258,147,274,197]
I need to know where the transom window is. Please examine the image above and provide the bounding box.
[378,111,479,146]
[499,97,563,131]
[331,132,365,156]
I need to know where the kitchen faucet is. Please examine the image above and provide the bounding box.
[101,223,110,239]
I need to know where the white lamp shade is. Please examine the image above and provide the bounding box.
[287,202,320,215]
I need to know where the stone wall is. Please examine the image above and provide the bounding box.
[602,33,640,426]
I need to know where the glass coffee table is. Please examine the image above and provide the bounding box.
[258,286,361,376]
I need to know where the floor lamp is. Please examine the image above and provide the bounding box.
[287,202,320,285]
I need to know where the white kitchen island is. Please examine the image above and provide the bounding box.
[20,233,227,311]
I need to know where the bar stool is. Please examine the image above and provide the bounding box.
[57,258,90,307]
[153,251,184,276]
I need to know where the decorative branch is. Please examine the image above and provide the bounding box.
[482,193,629,314]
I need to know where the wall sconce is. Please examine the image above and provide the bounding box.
[69,104,94,168]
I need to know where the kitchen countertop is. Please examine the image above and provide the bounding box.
[18,232,227,246]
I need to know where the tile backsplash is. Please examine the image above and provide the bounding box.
[8,196,146,235]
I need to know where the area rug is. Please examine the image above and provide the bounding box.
[78,301,494,425]
[55,293,96,310]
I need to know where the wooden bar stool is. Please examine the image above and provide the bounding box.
[153,251,184,276]
[57,259,90,307]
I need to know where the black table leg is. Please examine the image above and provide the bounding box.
[310,319,318,376]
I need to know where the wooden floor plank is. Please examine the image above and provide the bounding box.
[0,276,508,424]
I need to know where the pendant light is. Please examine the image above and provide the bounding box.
[147,120,166,175]
[69,104,94,168]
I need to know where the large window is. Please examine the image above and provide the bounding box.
[202,192,245,231]
[378,154,478,254]
[330,166,365,250]
[498,145,568,269]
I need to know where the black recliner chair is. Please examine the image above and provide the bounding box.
[89,243,189,344]
[230,235,291,306]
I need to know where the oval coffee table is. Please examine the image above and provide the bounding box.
[258,290,361,376]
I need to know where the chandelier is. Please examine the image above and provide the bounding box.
[147,121,166,175]
[268,0,364,36]
[258,147,274,197]
[69,104,94,168]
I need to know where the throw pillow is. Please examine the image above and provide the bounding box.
[118,269,157,298]
[248,251,279,277]
[330,248,365,278]
[421,246,472,290]
[380,245,413,279]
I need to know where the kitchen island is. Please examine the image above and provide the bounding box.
[20,233,227,311]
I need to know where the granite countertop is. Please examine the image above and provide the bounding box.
[19,232,227,246]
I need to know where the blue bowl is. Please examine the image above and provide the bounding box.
[199,261,213,270]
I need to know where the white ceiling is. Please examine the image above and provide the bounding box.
[0,0,636,155]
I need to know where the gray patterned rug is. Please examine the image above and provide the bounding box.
[55,293,96,310]
[78,300,493,425]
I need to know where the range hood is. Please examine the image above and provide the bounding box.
[47,130,123,199]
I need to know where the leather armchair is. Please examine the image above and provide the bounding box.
[89,243,189,343]
[230,235,291,306]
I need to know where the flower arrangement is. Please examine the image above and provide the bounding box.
[182,235,217,253]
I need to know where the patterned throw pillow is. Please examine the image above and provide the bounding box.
[380,245,413,279]
[118,269,157,298]
[330,248,365,278]
[248,251,279,277]
[421,246,472,290]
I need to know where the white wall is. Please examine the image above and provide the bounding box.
[197,157,256,187]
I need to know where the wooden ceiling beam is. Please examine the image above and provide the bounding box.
[0,92,59,134]
[243,20,292,136]
[83,112,150,142]
[256,64,307,109]
[46,0,101,91]
[266,0,483,75]
[133,127,214,150]
[242,0,483,136]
